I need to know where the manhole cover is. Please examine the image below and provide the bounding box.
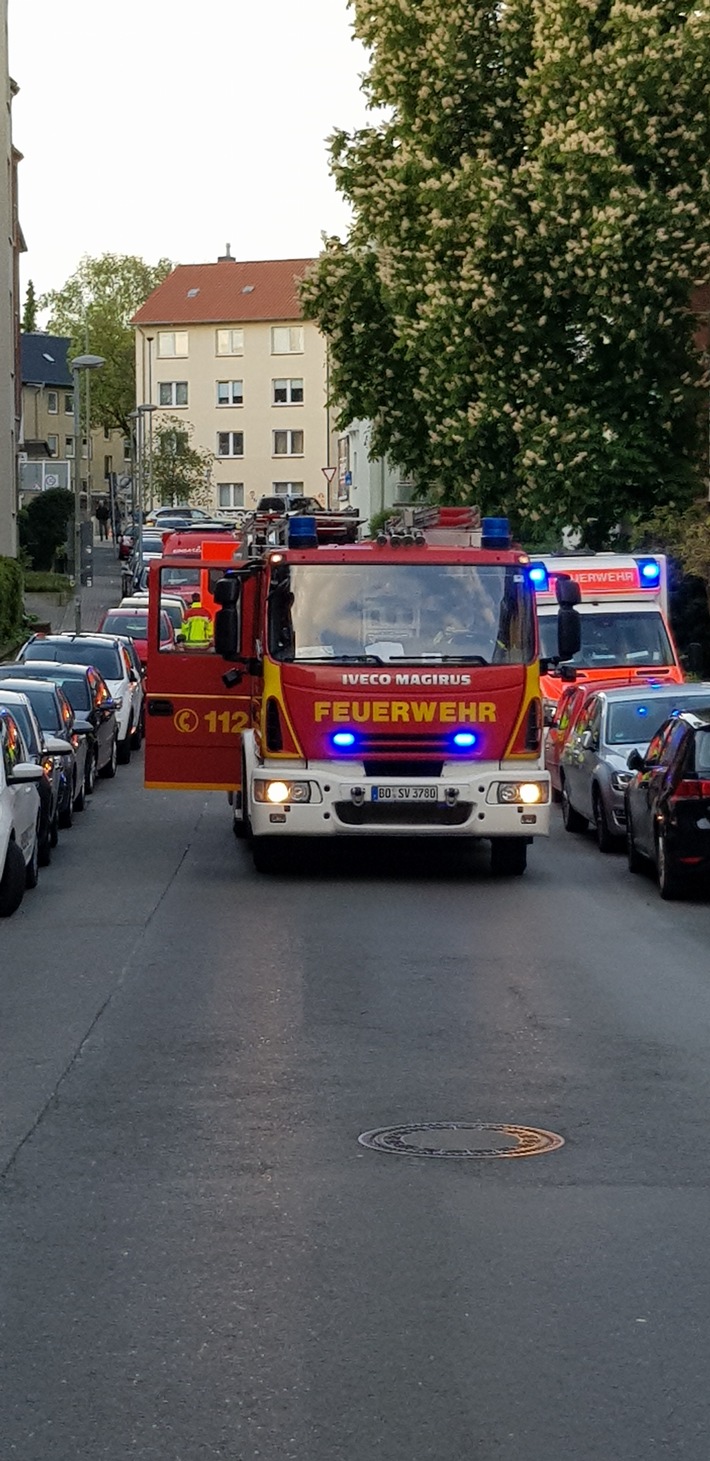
[358,1122,564,1160]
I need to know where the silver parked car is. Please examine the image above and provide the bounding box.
[560,683,710,851]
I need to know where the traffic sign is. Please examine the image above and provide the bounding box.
[321,466,337,484]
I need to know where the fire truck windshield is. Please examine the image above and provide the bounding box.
[538,610,674,669]
[268,563,535,665]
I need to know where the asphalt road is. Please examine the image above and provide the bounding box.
[2,548,710,1459]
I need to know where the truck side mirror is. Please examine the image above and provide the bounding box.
[214,607,240,660]
[555,574,581,607]
[213,575,241,607]
[557,606,581,662]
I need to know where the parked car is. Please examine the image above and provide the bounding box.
[559,683,710,852]
[626,709,710,899]
[0,672,86,826]
[0,708,43,915]
[146,505,211,525]
[0,688,70,864]
[119,593,185,634]
[255,495,359,543]
[97,607,177,668]
[18,633,141,763]
[11,662,119,782]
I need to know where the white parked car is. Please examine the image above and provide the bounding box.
[0,707,44,917]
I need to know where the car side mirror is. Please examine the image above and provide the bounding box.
[555,575,582,608]
[73,718,93,736]
[627,748,645,772]
[10,761,44,784]
[44,736,73,756]
[128,670,138,684]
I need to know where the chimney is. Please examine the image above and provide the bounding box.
[218,243,234,262]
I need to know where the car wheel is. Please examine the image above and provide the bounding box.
[131,712,143,750]
[74,773,86,812]
[85,747,97,795]
[117,728,132,765]
[25,822,40,889]
[251,837,284,874]
[593,788,616,854]
[59,788,74,829]
[38,820,52,867]
[561,777,587,833]
[657,829,682,901]
[490,838,528,876]
[626,811,644,874]
[99,734,118,779]
[0,840,26,917]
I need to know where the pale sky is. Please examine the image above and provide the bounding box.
[9,0,372,305]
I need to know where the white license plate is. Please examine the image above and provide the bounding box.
[370,785,439,802]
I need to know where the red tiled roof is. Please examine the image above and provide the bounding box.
[132,258,315,326]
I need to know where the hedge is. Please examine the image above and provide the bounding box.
[0,556,24,646]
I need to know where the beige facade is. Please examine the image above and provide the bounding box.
[0,3,20,556]
[20,337,129,506]
[133,259,337,516]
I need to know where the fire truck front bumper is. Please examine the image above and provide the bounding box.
[248,763,551,839]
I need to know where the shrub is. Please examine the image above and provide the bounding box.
[18,488,73,571]
[0,556,24,646]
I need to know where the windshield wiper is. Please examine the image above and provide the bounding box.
[388,654,489,666]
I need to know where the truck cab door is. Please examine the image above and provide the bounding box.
[144,559,260,792]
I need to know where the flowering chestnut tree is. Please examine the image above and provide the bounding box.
[302,1,710,544]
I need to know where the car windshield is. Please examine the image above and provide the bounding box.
[23,640,122,680]
[606,694,710,745]
[268,563,535,664]
[0,684,62,733]
[161,567,200,590]
[56,676,91,712]
[0,700,39,754]
[102,612,149,637]
[539,610,674,669]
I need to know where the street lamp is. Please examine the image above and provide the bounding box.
[136,403,157,569]
[71,353,105,633]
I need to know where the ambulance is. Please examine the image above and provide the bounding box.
[531,554,684,717]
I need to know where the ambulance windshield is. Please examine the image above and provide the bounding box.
[268,563,535,665]
[538,609,674,669]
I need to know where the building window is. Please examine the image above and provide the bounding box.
[157,331,188,358]
[273,429,304,456]
[273,481,305,497]
[217,431,244,457]
[47,434,58,457]
[216,328,244,356]
[65,394,73,415]
[216,380,244,406]
[273,378,304,405]
[47,390,58,414]
[65,436,74,457]
[271,326,304,355]
[218,483,245,509]
[123,439,131,461]
[159,381,189,407]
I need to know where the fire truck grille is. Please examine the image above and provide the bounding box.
[334,801,472,828]
[356,733,454,758]
[363,759,444,779]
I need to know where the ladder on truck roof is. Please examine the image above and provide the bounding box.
[383,505,482,547]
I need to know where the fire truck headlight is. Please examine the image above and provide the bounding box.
[255,780,312,805]
[494,782,548,805]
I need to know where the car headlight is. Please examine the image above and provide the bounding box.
[492,782,549,805]
[611,771,634,791]
[253,780,312,804]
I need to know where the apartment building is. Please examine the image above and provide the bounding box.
[0,2,23,556]
[133,253,336,515]
[20,333,130,505]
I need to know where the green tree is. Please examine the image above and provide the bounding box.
[151,417,213,508]
[21,280,37,333]
[41,253,172,436]
[18,488,74,572]
[302,1,710,546]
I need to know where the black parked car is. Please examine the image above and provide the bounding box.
[10,662,119,784]
[625,709,710,899]
[0,671,87,827]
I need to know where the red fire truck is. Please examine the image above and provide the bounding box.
[531,553,684,718]
[145,509,580,875]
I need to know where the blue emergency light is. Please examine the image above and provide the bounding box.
[288,516,318,549]
[453,731,477,750]
[636,557,661,587]
[481,517,511,550]
[528,563,549,591]
[332,731,356,749]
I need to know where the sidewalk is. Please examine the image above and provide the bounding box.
[24,540,124,636]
